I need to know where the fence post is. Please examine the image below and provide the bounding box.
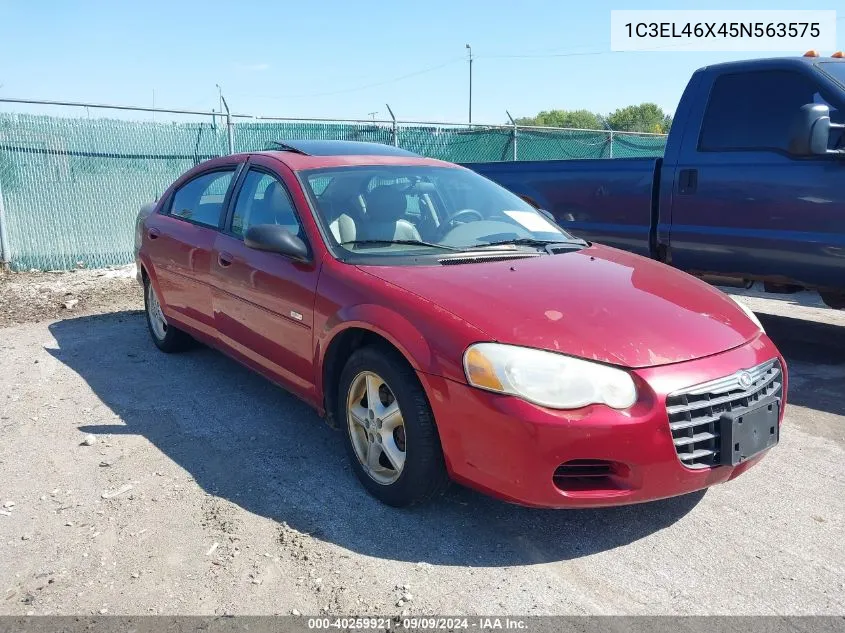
[506,111,518,161]
[220,95,234,155]
[0,177,10,270]
[226,111,234,155]
[386,104,398,147]
[608,130,614,159]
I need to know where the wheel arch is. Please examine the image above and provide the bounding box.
[318,320,428,428]
[138,258,167,313]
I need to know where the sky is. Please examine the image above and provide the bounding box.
[0,0,843,125]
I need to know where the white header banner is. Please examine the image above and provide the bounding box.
[610,10,837,52]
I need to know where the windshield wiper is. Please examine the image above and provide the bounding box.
[339,239,462,251]
[467,237,587,249]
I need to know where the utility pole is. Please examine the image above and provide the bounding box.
[465,44,473,125]
[368,111,378,122]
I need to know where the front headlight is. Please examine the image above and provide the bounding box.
[731,297,764,333]
[463,343,637,410]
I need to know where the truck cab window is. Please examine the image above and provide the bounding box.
[699,70,835,154]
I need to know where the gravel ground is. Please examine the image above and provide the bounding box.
[0,265,141,328]
[0,277,843,616]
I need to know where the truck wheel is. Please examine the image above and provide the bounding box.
[144,277,193,352]
[763,282,802,294]
[337,345,449,507]
[821,292,845,310]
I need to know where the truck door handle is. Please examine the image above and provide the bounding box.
[679,169,698,195]
[148,228,160,240]
[218,252,233,267]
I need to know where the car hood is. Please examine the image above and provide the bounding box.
[357,244,761,368]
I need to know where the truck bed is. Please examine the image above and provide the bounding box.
[464,158,660,258]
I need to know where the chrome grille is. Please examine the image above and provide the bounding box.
[666,359,783,469]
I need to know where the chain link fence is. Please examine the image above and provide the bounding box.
[0,100,666,271]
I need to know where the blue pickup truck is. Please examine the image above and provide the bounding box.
[467,54,845,308]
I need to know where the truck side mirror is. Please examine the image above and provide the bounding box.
[788,104,836,156]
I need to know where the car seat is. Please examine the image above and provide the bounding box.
[359,186,421,241]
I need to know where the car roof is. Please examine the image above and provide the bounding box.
[242,140,458,171]
[264,139,419,157]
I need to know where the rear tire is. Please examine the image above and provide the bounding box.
[821,291,845,310]
[143,276,192,353]
[337,344,449,507]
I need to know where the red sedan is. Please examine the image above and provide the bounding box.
[135,140,787,508]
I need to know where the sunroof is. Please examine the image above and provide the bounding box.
[264,140,419,157]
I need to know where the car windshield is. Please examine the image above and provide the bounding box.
[299,165,578,258]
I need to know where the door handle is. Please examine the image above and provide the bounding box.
[678,168,698,195]
[148,228,160,240]
[218,251,233,267]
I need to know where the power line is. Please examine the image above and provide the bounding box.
[233,57,464,101]
[482,20,845,59]
[480,49,611,60]
[231,27,845,102]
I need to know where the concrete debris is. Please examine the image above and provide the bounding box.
[101,484,133,499]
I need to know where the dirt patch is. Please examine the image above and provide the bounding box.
[0,265,142,327]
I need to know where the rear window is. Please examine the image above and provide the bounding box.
[818,61,845,88]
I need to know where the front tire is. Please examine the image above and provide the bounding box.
[143,277,192,353]
[338,345,449,507]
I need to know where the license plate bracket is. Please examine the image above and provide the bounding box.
[719,399,780,466]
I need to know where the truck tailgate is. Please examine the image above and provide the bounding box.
[464,158,660,257]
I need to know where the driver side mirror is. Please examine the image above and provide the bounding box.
[244,224,309,261]
[788,104,845,157]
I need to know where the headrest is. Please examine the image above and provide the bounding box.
[365,186,407,222]
[263,180,289,211]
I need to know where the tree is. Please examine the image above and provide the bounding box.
[606,103,672,134]
[513,104,673,134]
[514,109,602,130]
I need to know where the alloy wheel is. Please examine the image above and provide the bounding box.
[346,371,407,485]
[146,283,168,341]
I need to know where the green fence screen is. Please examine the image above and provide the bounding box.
[0,111,666,271]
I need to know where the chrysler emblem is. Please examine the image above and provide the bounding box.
[738,371,753,389]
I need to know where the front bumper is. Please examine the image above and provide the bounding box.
[418,334,787,508]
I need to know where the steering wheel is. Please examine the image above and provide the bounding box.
[449,208,484,226]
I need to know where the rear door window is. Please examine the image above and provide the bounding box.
[169,170,236,228]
